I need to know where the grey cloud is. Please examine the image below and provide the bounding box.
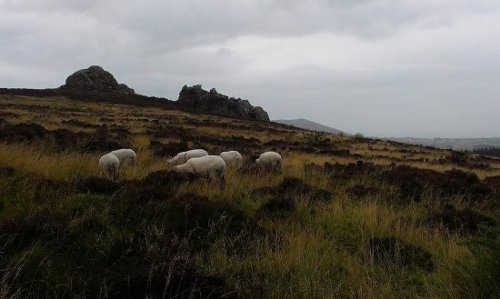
[1,0,499,137]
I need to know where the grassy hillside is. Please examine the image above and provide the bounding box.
[0,95,499,298]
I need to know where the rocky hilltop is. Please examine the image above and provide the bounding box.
[1,66,270,121]
[60,65,135,94]
[177,85,270,122]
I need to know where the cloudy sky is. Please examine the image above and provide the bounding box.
[1,0,499,137]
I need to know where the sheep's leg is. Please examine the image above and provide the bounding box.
[218,168,226,188]
[208,169,225,188]
[208,171,217,182]
[219,170,226,188]
[109,165,119,180]
[106,165,114,179]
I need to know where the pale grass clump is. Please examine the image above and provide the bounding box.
[0,143,98,181]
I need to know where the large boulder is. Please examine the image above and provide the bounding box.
[177,85,270,121]
[60,65,134,94]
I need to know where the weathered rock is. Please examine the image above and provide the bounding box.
[60,65,134,94]
[177,85,270,121]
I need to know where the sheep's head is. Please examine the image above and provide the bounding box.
[129,156,137,165]
[166,155,179,167]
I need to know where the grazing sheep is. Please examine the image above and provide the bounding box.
[99,153,120,179]
[220,151,243,170]
[172,155,226,184]
[110,149,137,166]
[167,149,208,167]
[256,151,282,171]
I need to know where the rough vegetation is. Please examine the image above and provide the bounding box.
[0,95,499,298]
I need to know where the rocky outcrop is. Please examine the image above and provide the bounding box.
[3,67,271,122]
[60,65,134,94]
[177,85,270,121]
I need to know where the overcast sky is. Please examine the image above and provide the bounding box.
[1,0,499,138]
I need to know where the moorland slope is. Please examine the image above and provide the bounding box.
[0,94,499,298]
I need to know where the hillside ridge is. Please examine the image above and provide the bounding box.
[274,118,344,134]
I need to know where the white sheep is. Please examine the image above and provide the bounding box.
[166,149,208,167]
[220,151,243,170]
[256,151,282,171]
[172,155,226,184]
[110,148,137,166]
[98,152,120,179]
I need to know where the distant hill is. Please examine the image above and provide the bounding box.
[274,119,344,134]
[388,137,500,150]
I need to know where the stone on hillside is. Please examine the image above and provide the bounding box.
[60,65,134,94]
[177,85,270,121]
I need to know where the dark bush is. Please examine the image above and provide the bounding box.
[237,161,261,175]
[191,134,260,151]
[444,168,479,186]
[149,140,189,157]
[369,237,434,272]
[483,175,500,192]
[400,179,424,201]
[252,177,332,203]
[383,165,491,201]
[449,151,467,164]
[114,181,171,203]
[0,166,15,176]
[324,160,381,178]
[466,183,492,198]
[31,178,74,202]
[62,119,102,128]
[101,228,239,299]
[49,128,89,150]
[82,140,124,152]
[0,210,70,253]
[82,127,131,152]
[0,122,47,142]
[168,193,250,237]
[142,169,198,186]
[76,176,120,195]
[4,223,239,299]
[148,125,192,139]
[303,163,324,173]
[114,171,197,203]
[429,205,496,234]
[347,184,380,198]
[457,228,500,298]
[256,196,297,219]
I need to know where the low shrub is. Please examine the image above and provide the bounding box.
[429,205,496,234]
[76,176,120,195]
[384,165,491,201]
[149,140,189,157]
[0,210,71,253]
[347,184,380,199]
[252,177,332,203]
[256,196,297,219]
[0,166,15,176]
[369,237,434,272]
